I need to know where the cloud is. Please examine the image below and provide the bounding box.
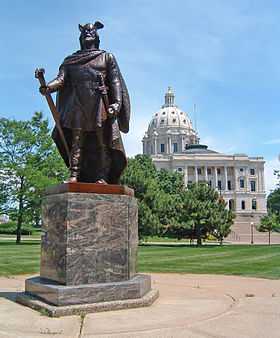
[264,157,280,194]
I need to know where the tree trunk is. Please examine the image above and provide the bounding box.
[16,177,24,244]
[197,237,202,246]
[269,230,271,246]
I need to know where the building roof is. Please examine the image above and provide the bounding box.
[184,144,219,154]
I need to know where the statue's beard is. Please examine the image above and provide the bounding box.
[80,36,99,50]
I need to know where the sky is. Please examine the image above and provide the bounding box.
[0,0,280,192]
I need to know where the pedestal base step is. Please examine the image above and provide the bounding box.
[23,274,151,306]
[16,289,159,317]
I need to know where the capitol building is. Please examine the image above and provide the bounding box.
[142,88,267,234]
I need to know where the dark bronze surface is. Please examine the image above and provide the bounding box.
[38,21,130,184]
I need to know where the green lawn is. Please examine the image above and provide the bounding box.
[0,241,40,276]
[138,244,280,279]
[0,239,280,279]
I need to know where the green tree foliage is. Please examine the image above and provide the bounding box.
[0,112,68,243]
[267,188,280,215]
[121,155,234,244]
[121,155,184,239]
[166,183,234,245]
[257,213,280,245]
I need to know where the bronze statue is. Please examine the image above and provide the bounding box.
[38,21,130,184]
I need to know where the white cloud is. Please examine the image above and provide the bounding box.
[264,157,280,194]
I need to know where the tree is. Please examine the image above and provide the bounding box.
[257,213,280,245]
[121,155,184,239]
[0,112,68,243]
[211,199,235,245]
[165,183,234,245]
[267,188,280,215]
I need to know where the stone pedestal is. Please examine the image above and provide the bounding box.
[17,183,158,316]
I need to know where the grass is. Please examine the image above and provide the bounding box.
[0,239,279,279]
[138,244,280,279]
[0,240,40,276]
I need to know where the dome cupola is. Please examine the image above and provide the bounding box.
[143,88,199,156]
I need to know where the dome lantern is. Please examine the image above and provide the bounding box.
[163,87,175,107]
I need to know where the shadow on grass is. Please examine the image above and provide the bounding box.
[139,243,223,248]
[0,241,40,246]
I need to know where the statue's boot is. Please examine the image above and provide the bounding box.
[68,130,84,183]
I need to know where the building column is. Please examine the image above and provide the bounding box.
[234,167,238,191]
[214,167,218,189]
[261,169,265,192]
[224,166,228,191]
[154,138,157,155]
[169,137,172,154]
[184,166,188,186]
[204,165,208,183]
[195,165,198,183]
[246,167,250,192]
[181,136,184,152]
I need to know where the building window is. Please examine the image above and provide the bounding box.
[172,119,176,123]
[188,180,193,186]
[172,111,175,114]
[252,199,257,210]
[240,168,244,173]
[250,168,255,176]
[208,180,212,187]
[197,168,202,175]
[240,178,245,188]
[183,119,186,123]
[207,168,212,175]
[241,200,246,210]
[160,119,164,124]
[227,180,232,190]
[162,111,166,115]
[217,168,221,175]
[218,180,222,190]
[177,167,182,172]
[160,144,165,153]
[229,199,234,211]
[173,143,178,153]
[250,180,256,192]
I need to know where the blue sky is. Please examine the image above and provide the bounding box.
[1,0,280,191]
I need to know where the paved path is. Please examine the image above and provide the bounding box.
[0,273,279,338]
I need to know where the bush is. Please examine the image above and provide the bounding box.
[0,221,34,235]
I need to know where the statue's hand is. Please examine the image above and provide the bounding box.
[39,86,50,96]
[108,103,120,118]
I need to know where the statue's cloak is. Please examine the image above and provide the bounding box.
[52,49,130,184]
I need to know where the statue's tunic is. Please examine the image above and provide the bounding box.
[49,49,130,183]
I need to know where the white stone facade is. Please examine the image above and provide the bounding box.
[142,88,267,229]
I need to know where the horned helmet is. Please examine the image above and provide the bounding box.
[79,21,104,49]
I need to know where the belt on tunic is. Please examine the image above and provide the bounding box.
[72,81,108,91]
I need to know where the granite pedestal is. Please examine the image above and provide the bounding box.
[17,183,158,316]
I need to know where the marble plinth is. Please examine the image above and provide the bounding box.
[40,188,138,285]
[17,184,157,316]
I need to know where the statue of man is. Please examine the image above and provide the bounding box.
[40,21,130,184]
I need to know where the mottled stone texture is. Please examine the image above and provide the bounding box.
[40,192,138,286]
[25,274,151,306]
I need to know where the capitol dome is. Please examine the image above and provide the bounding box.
[148,87,194,132]
[143,87,199,155]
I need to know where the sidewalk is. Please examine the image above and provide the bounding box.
[0,273,279,337]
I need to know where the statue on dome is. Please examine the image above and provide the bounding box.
[37,21,130,184]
